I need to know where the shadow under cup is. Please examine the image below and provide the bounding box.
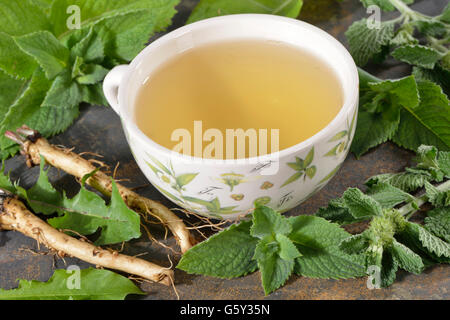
[103,14,359,219]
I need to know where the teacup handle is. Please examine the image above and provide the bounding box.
[103,65,129,116]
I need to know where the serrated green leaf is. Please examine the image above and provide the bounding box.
[366,181,416,208]
[366,171,432,192]
[316,199,362,225]
[70,27,104,64]
[0,32,38,79]
[404,222,450,259]
[424,207,450,242]
[379,249,398,287]
[346,19,394,66]
[339,232,370,254]
[342,188,383,219]
[187,0,303,24]
[413,65,450,97]
[391,240,424,274]
[0,163,16,193]
[290,216,366,279]
[14,31,70,80]
[17,156,63,215]
[392,45,442,69]
[392,81,450,151]
[251,205,292,239]
[424,181,450,207]
[0,70,26,116]
[177,221,258,278]
[76,64,109,85]
[43,71,83,108]
[48,179,141,245]
[351,109,400,157]
[275,234,301,261]
[0,268,144,300]
[413,20,447,37]
[0,0,51,36]
[390,29,419,46]
[254,236,294,295]
[81,83,108,106]
[50,0,180,38]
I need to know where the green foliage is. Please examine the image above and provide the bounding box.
[0,268,144,300]
[177,205,365,295]
[350,1,450,157]
[0,0,181,159]
[188,0,303,23]
[1,157,141,245]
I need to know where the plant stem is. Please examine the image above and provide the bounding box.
[398,179,450,218]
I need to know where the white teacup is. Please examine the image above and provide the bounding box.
[103,14,359,220]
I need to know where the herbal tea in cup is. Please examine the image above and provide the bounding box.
[134,40,344,160]
[103,14,359,219]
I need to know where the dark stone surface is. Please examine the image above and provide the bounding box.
[1,0,448,300]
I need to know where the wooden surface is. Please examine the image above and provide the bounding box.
[1,0,449,300]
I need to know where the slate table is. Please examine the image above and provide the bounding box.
[1,0,449,300]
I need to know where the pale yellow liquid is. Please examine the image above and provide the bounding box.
[134,40,343,159]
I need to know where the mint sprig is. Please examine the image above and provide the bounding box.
[178,205,366,295]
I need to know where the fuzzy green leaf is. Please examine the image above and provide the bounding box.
[339,232,370,254]
[424,181,450,207]
[316,199,362,225]
[50,0,180,38]
[43,71,83,108]
[342,188,383,219]
[0,32,38,79]
[187,0,303,24]
[404,222,450,259]
[424,207,450,242]
[76,64,109,85]
[177,221,258,278]
[0,0,51,36]
[275,234,301,261]
[391,240,424,274]
[345,19,394,66]
[0,268,144,300]
[291,216,366,279]
[0,70,26,116]
[351,110,400,157]
[392,81,450,151]
[14,31,70,80]
[366,181,416,208]
[392,45,442,69]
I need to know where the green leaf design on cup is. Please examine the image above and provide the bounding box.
[183,196,240,215]
[281,147,316,187]
[324,110,357,157]
[254,196,271,206]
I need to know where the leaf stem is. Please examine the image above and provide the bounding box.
[397,179,450,218]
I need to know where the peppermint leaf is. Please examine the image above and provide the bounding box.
[392,45,443,69]
[346,19,394,66]
[177,221,258,278]
[254,235,294,295]
[250,205,292,239]
[14,31,70,80]
[316,199,363,225]
[291,216,366,279]
[0,268,144,300]
[403,222,450,259]
[188,0,303,24]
